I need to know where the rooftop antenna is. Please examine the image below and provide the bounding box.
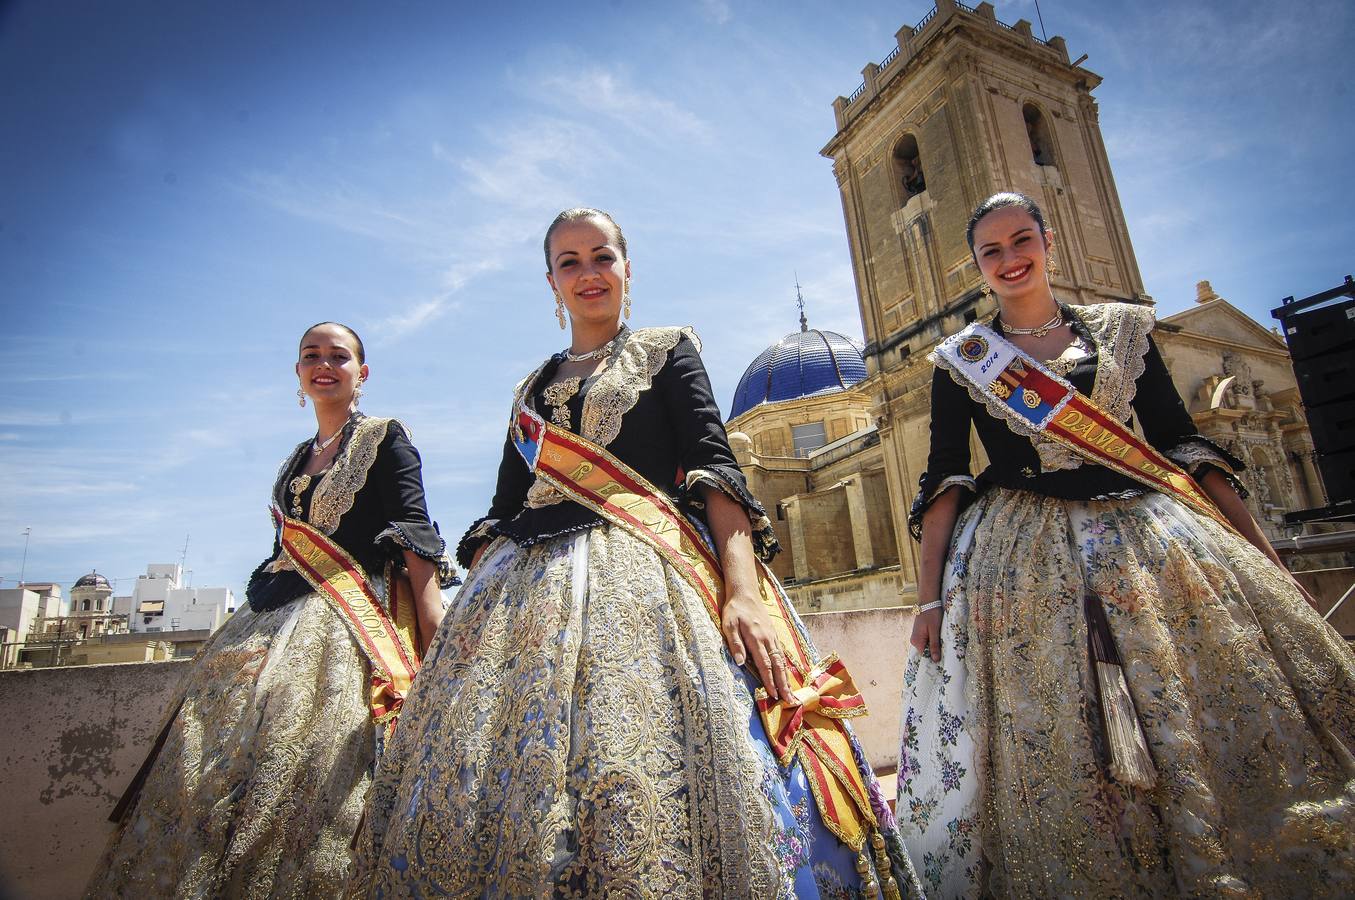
[179,534,190,583]
[19,527,31,588]
[1033,0,1048,41]
[795,272,808,333]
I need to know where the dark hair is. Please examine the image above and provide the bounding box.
[543,208,627,271]
[965,192,1048,256]
[300,321,365,364]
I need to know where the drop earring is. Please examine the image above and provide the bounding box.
[352,380,363,408]
[980,281,994,300]
[555,292,567,330]
[297,387,306,408]
[1046,251,1059,277]
[623,279,632,320]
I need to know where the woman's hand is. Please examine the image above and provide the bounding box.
[701,485,797,705]
[720,588,795,703]
[909,607,944,663]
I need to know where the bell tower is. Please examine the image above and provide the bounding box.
[819,0,1148,593]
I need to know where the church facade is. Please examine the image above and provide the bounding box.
[727,0,1327,613]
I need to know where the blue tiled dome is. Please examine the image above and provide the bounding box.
[730,328,868,419]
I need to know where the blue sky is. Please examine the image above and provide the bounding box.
[3,0,1352,600]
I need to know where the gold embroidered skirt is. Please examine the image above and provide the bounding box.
[87,594,375,899]
[898,488,1355,898]
[349,524,919,898]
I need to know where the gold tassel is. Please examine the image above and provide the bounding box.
[856,850,880,898]
[872,830,903,900]
[1085,593,1157,789]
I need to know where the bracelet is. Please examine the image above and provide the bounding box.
[917,600,943,613]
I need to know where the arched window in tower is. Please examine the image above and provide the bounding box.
[1023,103,1056,167]
[892,134,926,202]
[81,599,90,612]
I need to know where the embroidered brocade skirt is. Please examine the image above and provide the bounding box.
[898,488,1355,898]
[87,592,377,899]
[349,524,921,898]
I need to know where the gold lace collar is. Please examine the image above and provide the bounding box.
[269,415,397,534]
[511,326,699,507]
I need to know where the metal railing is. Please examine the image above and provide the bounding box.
[847,82,866,104]
[915,7,937,31]
[880,45,900,70]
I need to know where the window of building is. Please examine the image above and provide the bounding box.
[791,422,828,457]
[1023,103,1056,167]
[892,134,926,202]
[81,599,90,612]
[95,598,103,611]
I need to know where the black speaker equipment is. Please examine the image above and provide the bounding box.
[1272,275,1355,507]
[1304,399,1355,455]
[1294,352,1355,408]
[1315,448,1355,509]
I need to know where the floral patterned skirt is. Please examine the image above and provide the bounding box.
[348,524,921,898]
[87,593,376,899]
[898,487,1355,898]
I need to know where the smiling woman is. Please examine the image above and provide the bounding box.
[897,192,1355,897]
[85,322,459,898]
[348,208,925,897]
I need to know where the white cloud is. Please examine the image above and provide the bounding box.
[698,0,731,26]
[530,68,714,145]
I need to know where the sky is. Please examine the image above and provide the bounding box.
[2,0,1352,602]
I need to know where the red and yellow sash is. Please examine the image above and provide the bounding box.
[935,323,1236,533]
[272,505,421,736]
[512,405,879,852]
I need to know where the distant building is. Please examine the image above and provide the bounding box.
[727,326,902,613]
[128,564,233,635]
[0,586,51,667]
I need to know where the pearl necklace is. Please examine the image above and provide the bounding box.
[999,309,1064,338]
[564,326,626,362]
[312,427,344,454]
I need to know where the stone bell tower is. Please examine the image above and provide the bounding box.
[819,0,1149,594]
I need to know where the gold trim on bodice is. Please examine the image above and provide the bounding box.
[935,302,1154,473]
[269,416,404,535]
[513,326,700,509]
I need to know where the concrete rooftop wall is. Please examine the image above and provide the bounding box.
[0,660,191,899]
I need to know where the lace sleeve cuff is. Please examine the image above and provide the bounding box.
[1166,438,1249,498]
[907,474,977,542]
[680,467,782,562]
[456,516,500,570]
[376,521,460,588]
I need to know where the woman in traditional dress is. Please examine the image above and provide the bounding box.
[349,208,923,898]
[89,322,457,898]
[898,191,1355,897]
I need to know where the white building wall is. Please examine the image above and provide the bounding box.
[0,589,41,642]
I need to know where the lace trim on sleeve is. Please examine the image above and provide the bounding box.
[681,467,781,562]
[1166,438,1249,498]
[456,517,500,570]
[906,474,977,541]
